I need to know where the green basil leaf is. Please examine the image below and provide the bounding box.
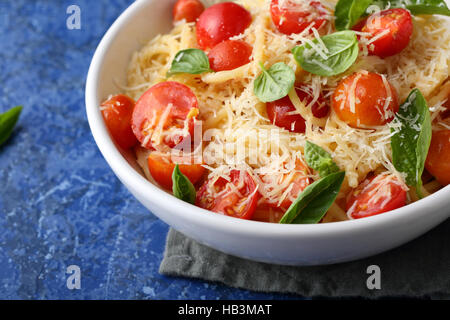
[370,0,450,16]
[168,49,212,75]
[391,89,432,198]
[305,141,340,178]
[172,164,197,204]
[253,62,296,103]
[335,0,374,30]
[279,171,346,224]
[0,106,22,146]
[292,31,359,77]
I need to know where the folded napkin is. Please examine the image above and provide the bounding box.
[160,219,450,298]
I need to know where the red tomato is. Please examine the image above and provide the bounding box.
[445,94,450,110]
[270,0,328,35]
[196,2,252,50]
[101,95,138,149]
[173,0,205,23]
[208,40,253,72]
[331,72,399,128]
[196,170,259,220]
[442,95,450,119]
[252,205,285,223]
[147,153,205,190]
[131,82,199,150]
[260,160,311,210]
[267,87,329,133]
[425,130,450,186]
[353,8,413,58]
[347,174,407,219]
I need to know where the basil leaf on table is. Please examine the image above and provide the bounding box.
[391,89,432,198]
[335,0,374,30]
[0,106,22,146]
[370,0,450,16]
[305,141,340,178]
[292,31,359,77]
[172,164,197,204]
[168,49,212,76]
[253,62,296,103]
[279,171,346,224]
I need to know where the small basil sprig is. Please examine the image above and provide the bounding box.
[172,164,196,204]
[253,62,295,103]
[305,141,340,178]
[335,0,374,30]
[391,89,432,198]
[168,49,212,76]
[370,0,450,16]
[0,106,22,146]
[292,31,359,77]
[279,171,346,224]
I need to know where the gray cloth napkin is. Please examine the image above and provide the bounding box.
[160,219,450,298]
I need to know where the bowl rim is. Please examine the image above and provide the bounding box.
[85,0,450,238]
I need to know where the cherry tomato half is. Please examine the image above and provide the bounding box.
[147,153,205,190]
[252,205,285,223]
[196,2,252,50]
[131,81,199,150]
[353,8,413,58]
[443,110,450,120]
[208,40,253,72]
[196,170,259,220]
[425,130,450,186]
[347,174,407,219]
[101,95,138,150]
[173,0,205,23]
[442,94,450,119]
[270,0,328,35]
[267,87,329,133]
[332,72,399,128]
[260,160,311,210]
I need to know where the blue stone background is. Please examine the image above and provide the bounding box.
[0,0,301,300]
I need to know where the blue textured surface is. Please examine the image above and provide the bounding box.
[0,0,297,300]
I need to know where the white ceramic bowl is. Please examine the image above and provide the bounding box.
[86,0,450,266]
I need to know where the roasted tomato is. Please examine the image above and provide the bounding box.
[101,94,138,149]
[196,170,259,220]
[196,2,252,50]
[260,160,311,210]
[173,0,205,23]
[208,40,253,72]
[131,81,199,150]
[267,87,329,133]
[425,130,450,186]
[270,0,328,35]
[347,174,407,219]
[332,71,399,128]
[353,8,413,58]
[147,153,205,190]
